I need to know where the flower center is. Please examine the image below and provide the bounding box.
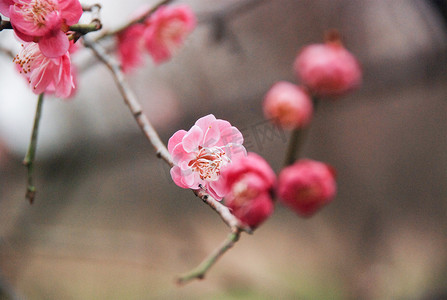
[19,0,58,28]
[188,146,230,181]
[13,43,39,75]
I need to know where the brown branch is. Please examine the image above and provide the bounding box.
[193,189,252,233]
[82,37,172,166]
[0,20,12,31]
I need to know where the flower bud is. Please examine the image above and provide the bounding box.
[263,81,313,129]
[294,41,361,97]
[278,159,336,217]
[221,153,276,228]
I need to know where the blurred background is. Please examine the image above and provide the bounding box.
[1,0,447,299]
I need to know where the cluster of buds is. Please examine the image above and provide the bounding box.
[169,32,361,229]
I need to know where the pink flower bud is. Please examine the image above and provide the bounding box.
[278,159,336,217]
[220,153,276,228]
[294,41,362,97]
[263,81,313,129]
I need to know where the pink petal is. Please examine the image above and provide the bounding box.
[59,0,83,25]
[182,125,203,153]
[168,129,187,153]
[0,0,13,17]
[39,30,69,58]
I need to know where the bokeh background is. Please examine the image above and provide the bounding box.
[1,0,447,299]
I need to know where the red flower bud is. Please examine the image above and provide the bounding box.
[294,42,362,97]
[278,159,336,217]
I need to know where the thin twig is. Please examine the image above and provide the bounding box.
[23,93,44,204]
[94,0,174,42]
[193,189,252,233]
[176,228,241,285]
[69,3,102,41]
[83,37,172,166]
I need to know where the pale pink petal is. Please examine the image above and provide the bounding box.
[170,166,189,188]
[182,125,203,152]
[195,114,216,130]
[206,183,223,201]
[209,179,228,199]
[39,30,69,58]
[168,129,187,153]
[171,143,192,165]
[202,121,220,148]
[181,170,196,187]
[29,62,54,94]
[219,126,243,147]
[53,54,74,98]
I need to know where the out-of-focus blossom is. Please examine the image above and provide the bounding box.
[278,159,336,217]
[13,42,75,98]
[263,81,313,129]
[220,153,276,228]
[294,40,362,97]
[168,114,246,200]
[143,5,196,64]
[117,24,145,73]
[0,0,82,58]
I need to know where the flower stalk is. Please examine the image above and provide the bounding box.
[23,93,44,204]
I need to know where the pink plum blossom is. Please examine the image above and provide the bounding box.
[143,5,196,64]
[263,81,313,130]
[168,114,246,200]
[220,153,276,228]
[13,42,75,98]
[1,0,83,58]
[117,24,145,73]
[294,41,362,97]
[278,159,336,217]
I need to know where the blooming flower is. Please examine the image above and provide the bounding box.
[220,153,276,228]
[13,42,75,98]
[0,0,83,58]
[263,81,313,130]
[278,159,336,217]
[168,114,246,200]
[143,5,196,64]
[117,24,145,73]
[294,40,362,97]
